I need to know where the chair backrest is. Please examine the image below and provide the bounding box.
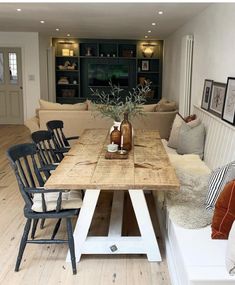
[31,130,62,166]
[7,143,47,209]
[46,120,70,148]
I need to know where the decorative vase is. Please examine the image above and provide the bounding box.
[110,121,121,133]
[120,113,132,151]
[110,126,121,146]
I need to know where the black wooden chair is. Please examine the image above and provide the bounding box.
[31,130,64,174]
[7,143,82,274]
[31,130,66,231]
[46,120,79,150]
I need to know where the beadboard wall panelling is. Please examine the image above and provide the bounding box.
[194,105,235,169]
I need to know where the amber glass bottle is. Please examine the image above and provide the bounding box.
[110,126,121,146]
[120,113,132,151]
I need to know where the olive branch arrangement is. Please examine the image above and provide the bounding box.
[90,81,151,122]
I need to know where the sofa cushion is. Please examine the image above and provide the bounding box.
[177,122,205,159]
[24,116,40,133]
[206,161,235,210]
[226,221,235,275]
[142,103,157,112]
[87,100,156,113]
[39,99,88,111]
[86,99,104,111]
[155,99,177,112]
[211,180,235,239]
[32,190,83,212]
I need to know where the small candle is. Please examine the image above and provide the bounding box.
[121,135,123,147]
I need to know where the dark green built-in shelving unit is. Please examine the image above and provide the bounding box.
[52,38,163,104]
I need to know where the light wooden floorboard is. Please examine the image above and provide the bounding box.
[0,125,171,285]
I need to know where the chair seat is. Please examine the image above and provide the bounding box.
[32,190,83,212]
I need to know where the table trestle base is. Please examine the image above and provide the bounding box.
[67,189,161,263]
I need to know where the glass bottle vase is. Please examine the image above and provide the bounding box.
[110,126,121,146]
[120,113,132,151]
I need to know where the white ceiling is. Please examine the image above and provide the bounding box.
[0,3,209,39]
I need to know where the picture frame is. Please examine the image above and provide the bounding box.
[208,82,226,118]
[222,77,235,125]
[141,60,149,71]
[201,79,213,110]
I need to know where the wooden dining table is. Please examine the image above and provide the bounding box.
[45,128,180,263]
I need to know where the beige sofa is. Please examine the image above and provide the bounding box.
[25,108,177,139]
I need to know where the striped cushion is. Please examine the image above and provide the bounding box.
[205,161,235,210]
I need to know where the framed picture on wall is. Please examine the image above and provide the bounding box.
[208,82,226,118]
[222,77,235,125]
[201,79,213,110]
[141,60,149,71]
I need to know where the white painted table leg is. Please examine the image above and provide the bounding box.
[129,189,162,262]
[108,191,124,237]
[66,189,100,262]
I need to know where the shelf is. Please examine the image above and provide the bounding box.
[79,56,136,59]
[138,57,160,60]
[53,38,163,102]
[57,84,79,86]
[88,85,128,88]
[56,56,78,58]
[138,71,159,74]
[118,57,136,59]
[59,96,79,98]
[56,70,79,72]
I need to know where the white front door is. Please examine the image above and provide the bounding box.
[0,48,23,124]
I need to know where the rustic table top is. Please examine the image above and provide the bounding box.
[45,129,180,191]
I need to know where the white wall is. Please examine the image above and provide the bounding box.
[163,3,235,110]
[0,32,40,120]
[39,34,51,101]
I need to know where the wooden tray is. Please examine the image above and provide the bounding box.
[105,151,128,159]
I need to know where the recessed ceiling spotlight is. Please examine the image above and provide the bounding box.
[158,11,163,15]
[67,33,71,37]
[145,36,148,39]
[152,23,156,26]
[56,28,60,31]
[148,30,152,33]
[16,8,21,12]
[40,20,45,24]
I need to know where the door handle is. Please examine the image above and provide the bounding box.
[20,86,23,90]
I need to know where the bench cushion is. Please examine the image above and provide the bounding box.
[166,153,212,229]
[167,214,235,284]
[32,190,83,212]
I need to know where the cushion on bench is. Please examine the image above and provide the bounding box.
[32,190,83,212]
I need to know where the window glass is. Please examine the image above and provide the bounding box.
[8,52,18,84]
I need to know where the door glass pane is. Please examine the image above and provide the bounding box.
[8,52,18,84]
[0,53,3,84]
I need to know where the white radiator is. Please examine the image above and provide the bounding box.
[194,105,235,169]
[179,35,194,117]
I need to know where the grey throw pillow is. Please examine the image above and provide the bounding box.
[177,123,206,159]
[167,114,185,149]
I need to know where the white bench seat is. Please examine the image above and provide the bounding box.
[166,213,235,284]
[157,138,235,284]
